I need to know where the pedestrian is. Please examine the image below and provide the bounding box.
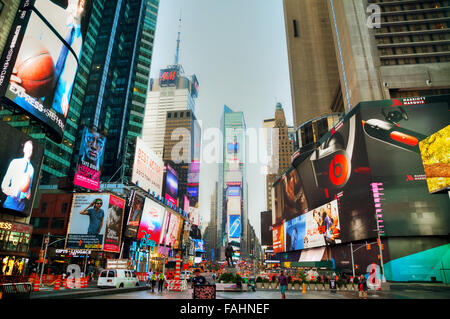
[278,270,288,299]
[158,272,165,292]
[358,274,368,299]
[191,268,207,288]
[151,273,157,292]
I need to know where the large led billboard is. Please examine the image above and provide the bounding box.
[228,214,241,239]
[419,125,450,194]
[66,193,125,252]
[0,0,92,143]
[124,190,145,238]
[159,68,177,87]
[131,138,164,197]
[137,198,166,245]
[164,164,178,207]
[0,121,44,217]
[285,95,450,245]
[272,223,284,254]
[193,239,205,252]
[162,211,181,248]
[73,126,106,191]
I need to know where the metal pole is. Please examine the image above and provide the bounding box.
[377,231,386,282]
[350,242,355,279]
[39,233,50,287]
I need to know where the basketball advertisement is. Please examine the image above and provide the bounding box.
[0,121,44,217]
[73,125,106,191]
[0,0,92,143]
[65,193,124,251]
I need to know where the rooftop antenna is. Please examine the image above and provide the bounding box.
[174,11,182,66]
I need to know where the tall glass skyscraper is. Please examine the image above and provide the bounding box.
[216,105,249,260]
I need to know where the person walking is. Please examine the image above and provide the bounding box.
[358,274,368,299]
[158,272,165,292]
[278,270,288,299]
[151,273,157,292]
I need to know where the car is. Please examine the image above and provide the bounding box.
[180,270,192,282]
[97,269,140,288]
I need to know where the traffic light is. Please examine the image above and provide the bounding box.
[380,244,384,250]
[367,244,371,250]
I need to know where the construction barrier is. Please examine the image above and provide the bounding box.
[166,279,188,291]
[54,277,60,291]
[0,283,32,299]
[32,278,40,292]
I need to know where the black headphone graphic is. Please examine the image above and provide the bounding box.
[310,116,356,190]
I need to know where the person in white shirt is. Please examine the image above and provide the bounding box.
[1,140,34,212]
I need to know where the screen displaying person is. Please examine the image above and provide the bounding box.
[283,169,308,219]
[1,140,34,212]
[80,198,104,235]
[80,126,106,171]
[129,198,143,225]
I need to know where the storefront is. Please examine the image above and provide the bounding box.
[0,219,33,278]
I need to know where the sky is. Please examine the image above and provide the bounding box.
[149,0,293,241]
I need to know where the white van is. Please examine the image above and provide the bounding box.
[97,269,140,288]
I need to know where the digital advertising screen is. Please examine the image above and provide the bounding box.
[419,125,450,194]
[0,0,92,143]
[131,138,164,197]
[228,214,241,239]
[66,193,124,251]
[137,198,166,245]
[73,125,106,191]
[164,164,178,206]
[272,223,284,254]
[193,239,205,252]
[0,121,44,217]
[124,190,145,238]
[164,212,181,248]
[227,185,241,197]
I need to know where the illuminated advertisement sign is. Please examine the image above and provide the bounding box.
[73,126,106,191]
[131,138,164,197]
[193,239,205,252]
[419,125,450,193]
[272,223,284,254]
[0,0,92,143]
[137,198,166,245]
[227,142,239,153]
[187,185,198,198]
[0,121,43,217]
[66,193,124,252]
[285,199,341,252]
[159,68,177,87]
[286,95,449,243]
[228,214,240,239]
[227,186,241,197]
[164,164,178,206]
[164,212,181,248]
[124,190,145,238]
[190,74,199,98]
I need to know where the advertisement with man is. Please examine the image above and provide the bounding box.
[125,190,144,238]
[73,125,106,191]
[164,163,178,207]
[0,0,92,143]
[0,121,43,216]
[136,198,166,246]
[131,138,164,197]
[66,193,124,250]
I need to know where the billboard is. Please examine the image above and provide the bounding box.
[66,193,125,251]
[0,121,44,217]
[163,212,181,248]
[73,126,106,191]
[272,223,284,254]
[228,214,241,239]
[285,199,341,252]
[419,125,450,193]
[190,74,199,98]
[164,164,178,206]
[136,198,166,245]
[286,95,450,244]
[193,239,205,252]
[131,138,164,197]
[124,190,145,238]
[0,0,91,143]
[227,185,241,197]
[159,68,177,87]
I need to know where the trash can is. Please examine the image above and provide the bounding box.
[329,279,337,293]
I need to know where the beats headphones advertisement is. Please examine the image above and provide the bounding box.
[0,121,44,217]
[0,0,91,143]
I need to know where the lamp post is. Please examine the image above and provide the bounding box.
[39,234,66,287]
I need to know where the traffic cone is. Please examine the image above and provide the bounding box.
[54,277,60,291]
[33,278,40,292]
[64,278,71,289]
[75,278,81,288]
[302,283,306,294]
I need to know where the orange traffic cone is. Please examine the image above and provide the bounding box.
[54,277,60,291]
[33,278,40,292]
[64,278,71,289]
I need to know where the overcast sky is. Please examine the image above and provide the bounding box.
[149,0,293,241]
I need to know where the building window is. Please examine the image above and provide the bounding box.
[41,202,47,214]
[61,203,68,214]
[293,20,299,38]
[51,218,65,230]
[168,113,171,118]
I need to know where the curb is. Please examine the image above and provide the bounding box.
[30,286,149,299]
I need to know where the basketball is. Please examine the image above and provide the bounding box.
[13,37,55,98]
[19,173,31,193]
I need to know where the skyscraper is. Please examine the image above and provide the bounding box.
[217,105,249,259]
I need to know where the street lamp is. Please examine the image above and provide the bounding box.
[39,233,66,287]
